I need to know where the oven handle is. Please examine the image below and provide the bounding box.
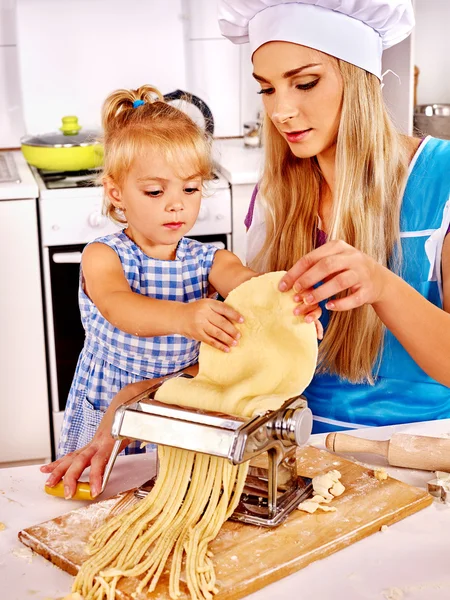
[52,252,82,264]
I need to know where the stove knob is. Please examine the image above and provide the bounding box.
[197,205,209,221]
[88,211,106,228]
[281,406,313,447]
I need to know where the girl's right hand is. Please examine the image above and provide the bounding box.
[40,430,127,499]
[179,299,244,352]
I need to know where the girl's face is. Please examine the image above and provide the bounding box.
[105,148,202,258]
[252,42,343,160]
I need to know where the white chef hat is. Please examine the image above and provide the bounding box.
[218,0,414,79]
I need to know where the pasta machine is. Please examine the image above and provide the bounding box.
[101,374,314,527]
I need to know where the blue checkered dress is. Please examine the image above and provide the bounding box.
[57,231,218,457]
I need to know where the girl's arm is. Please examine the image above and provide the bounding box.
[82,243,243,351]
[83,242,188,337]
[207,249,258,298]
[279,237,450,387]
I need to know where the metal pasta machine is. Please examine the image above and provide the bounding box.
[101,374,314,527]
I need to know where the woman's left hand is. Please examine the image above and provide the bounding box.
[279,240,389,312]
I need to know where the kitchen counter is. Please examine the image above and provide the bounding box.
[1,419,450,600]
[0,150,38,200]
[213,138,264,185]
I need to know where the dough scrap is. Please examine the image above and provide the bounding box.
[297,470,345,513]
[73,272,318,600]
[374,468,388,481]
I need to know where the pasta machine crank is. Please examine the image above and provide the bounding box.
[102,375,314,527]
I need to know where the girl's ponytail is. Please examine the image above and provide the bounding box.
[101,85,164,132]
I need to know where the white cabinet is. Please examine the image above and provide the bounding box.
[0,197,51,464]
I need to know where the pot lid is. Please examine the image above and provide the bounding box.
[21,116,101,148]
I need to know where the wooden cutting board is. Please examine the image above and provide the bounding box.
[18,447,432,600]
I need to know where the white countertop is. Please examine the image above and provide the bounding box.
[2,420,450,600]
[0,150,38,200]
[213,138,264,186]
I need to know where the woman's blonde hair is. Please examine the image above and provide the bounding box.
[100,84,213,223]
[251,60,410,384]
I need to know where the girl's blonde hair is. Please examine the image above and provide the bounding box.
[251,60,410,384]
[100,84,213,223]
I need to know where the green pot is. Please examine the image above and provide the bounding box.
[21,116,103,172]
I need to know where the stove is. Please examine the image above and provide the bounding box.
[34,166,232,455]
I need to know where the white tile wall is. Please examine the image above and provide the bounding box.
[16,0,188,135]
[187,38,241,137]
[185,0,261,137]
[0,0,24,148]
[414,0,450,105]
[381,36,414,135]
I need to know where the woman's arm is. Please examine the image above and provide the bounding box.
[279,238,450,387]
[373,235,450,385]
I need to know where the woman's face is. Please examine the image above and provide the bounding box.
[252,42,343,159]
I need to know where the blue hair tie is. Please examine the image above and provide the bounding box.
[133,99,145,108]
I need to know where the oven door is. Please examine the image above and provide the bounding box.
[43,234,231,416]
[43,244,86,414]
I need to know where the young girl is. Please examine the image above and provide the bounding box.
[220,0,450,433]
[56,85,258,457]
[43,84,322,498]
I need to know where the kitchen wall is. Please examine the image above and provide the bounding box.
[414,0,450,105]
[16,0,188,136]
[0,0,24,147]
[0,0,446,147]
[0,0,260,147]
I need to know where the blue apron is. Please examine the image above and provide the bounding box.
[305,137,450,433]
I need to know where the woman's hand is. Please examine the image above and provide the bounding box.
[178,299,244,352]
[279,240,389,312]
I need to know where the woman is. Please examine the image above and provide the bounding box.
[220,0,450,432]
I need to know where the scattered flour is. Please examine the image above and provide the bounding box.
[383,588,404,600]
[12,547,33,563]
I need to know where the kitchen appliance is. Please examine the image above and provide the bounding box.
[326,431,450,471]
[65,374,314,526]
[35,166,232,457]
[21,116,103,172]
[45,374,314,523]
[20,91,215,172]
[19,446,432,600]
[414,104,450,140]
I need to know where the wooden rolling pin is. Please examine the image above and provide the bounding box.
[325,432,450,472]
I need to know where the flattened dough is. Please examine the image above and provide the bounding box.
[156,271,318,418]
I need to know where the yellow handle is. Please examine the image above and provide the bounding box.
[59,115,82,136]
[44,481,93,501]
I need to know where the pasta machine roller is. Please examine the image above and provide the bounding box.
[101,374,314,527]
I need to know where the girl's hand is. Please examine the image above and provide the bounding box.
[179,299,243,352]
[39,377,174,499]
[40,432,126,499]
[279,240,388,312]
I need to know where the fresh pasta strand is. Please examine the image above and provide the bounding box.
[73,273,318,600]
